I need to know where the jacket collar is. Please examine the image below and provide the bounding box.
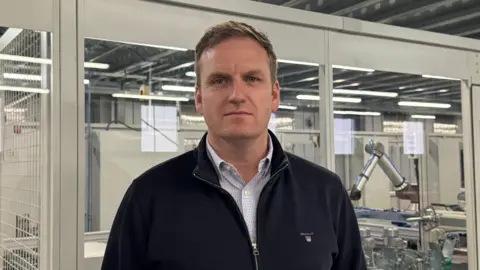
[192,130,289,185]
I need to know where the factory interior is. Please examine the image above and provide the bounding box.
[1,0,480,269]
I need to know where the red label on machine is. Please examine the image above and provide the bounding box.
[13,126,21,134]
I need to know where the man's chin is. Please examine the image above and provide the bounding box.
[219,127,258,139]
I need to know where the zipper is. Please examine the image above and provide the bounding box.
[252,242,260,270]
[193,172,258,269]
[254,160,289,270]
[193,159,289,270]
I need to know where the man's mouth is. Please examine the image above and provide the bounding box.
[225,111,251,116]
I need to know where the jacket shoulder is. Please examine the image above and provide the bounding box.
[285,152,343,188]
[130,150,197,190]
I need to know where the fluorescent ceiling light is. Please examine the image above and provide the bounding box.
[398,101,451,109]
[0,85,50,94]
[438,89,449,93]
[422,74,461,81]
[84,62,109,69]
[277,59,319,67]
[112,93,189,102]
[185,71,196,77]
[337,82,360,88]
[412,115,436,119]
[3,73,92,86]
[4,108,27,113]
[162,85,195,92]
[0,53,109,70]
[296,95,361,103]
[333,97,362,103]
[3,73,42,81]
[334,110,381,116]
[0,54,51,64]
[333,79,345,83]
[299,77,318,82]
[296,94,319,101]
[333,89,398,97]
[278,104,297,110]
[332,65,375,72]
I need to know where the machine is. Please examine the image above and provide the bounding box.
[350,139,467,269]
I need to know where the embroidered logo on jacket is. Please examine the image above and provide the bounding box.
[300,232,314,243]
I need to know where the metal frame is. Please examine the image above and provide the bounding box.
[0,0,53,32]
[51,0,85,269]
[319,34,335,169]
[39,31,51,270]
[154,0,480,53]
[467,81,480,269]
[328,31,472,79]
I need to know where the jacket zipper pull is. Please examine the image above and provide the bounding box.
[252,243,260,270]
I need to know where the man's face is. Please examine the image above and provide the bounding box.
[195,37,280,140]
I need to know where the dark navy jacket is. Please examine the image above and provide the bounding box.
[101,132,367,270]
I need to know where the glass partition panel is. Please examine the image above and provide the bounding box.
[0,26,51,270]
[84,39,194,233]
[332,65,467,269]
[275,61,325,166]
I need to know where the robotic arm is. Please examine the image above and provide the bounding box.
[349,140,419,203]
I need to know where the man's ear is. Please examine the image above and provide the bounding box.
[271,80,280,113]
[195,87,203,115]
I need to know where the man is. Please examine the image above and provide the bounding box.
[102,21,366,270]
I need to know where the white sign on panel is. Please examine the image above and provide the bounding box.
[403,121,424,155]
[334,118,354,155]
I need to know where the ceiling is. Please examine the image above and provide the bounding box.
[0,0,471,119]
[0,27,8,37]
[259,0,480,40]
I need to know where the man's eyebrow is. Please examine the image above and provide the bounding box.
[244,69,264,77]
[206,72,231,80]
[206,70,265,80]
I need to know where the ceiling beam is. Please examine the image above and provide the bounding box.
[282,0,309,8]
[376,0,458,24]
[331,0,383,16]
[423,11,480,31]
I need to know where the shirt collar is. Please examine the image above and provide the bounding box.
[206,135,274,173]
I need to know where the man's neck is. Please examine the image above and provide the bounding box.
[207,131,270,181]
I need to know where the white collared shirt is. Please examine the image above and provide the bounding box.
[206,135,274,242]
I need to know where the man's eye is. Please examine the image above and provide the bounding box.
[212,78,225,84]
[245,76,260,82]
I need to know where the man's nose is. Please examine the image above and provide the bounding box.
[228,78,246,104]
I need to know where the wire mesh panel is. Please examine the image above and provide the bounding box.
[0,29,44,270]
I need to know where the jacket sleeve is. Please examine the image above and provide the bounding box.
[101,182,150,270]
[331,180,367,270]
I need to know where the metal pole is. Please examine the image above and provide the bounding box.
[39,31,51,270]
[318,32,335,171]
[86,82,92,232]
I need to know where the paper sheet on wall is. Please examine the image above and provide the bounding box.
[334,118,354,155]
[403,121,424,155]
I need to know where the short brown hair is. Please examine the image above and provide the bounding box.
[194,21,277,86]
